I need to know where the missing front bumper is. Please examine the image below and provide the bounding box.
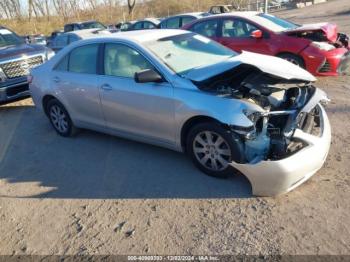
[231,104,331,196]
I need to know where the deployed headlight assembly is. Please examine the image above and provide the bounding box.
[0,67,7,82]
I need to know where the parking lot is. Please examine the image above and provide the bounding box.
[1,0,350,256]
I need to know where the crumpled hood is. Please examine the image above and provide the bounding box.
[286,22,338,42]
[184,51,316,83]
[0,43,46,62]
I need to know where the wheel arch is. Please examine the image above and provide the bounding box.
[180,115,228,152]
[276,51,306,67]
[42,94,58,116]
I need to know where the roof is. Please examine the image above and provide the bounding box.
[140,18,161,25]
[66,29,112,39]
[208,12,288,32]
[214,11,260,18]
[163,12,209,19]
[65,20,99,25]
[82,29,188,43]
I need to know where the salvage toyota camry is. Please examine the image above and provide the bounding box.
[29,30,331,196]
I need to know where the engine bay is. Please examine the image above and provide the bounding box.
[288,30,349,48]
[193,64,321,164]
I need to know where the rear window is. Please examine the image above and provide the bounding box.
[68,44,99,74]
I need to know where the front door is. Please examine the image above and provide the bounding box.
[99,43,175,144]
[217,18,273,55]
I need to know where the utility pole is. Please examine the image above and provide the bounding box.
[264,0,268,13]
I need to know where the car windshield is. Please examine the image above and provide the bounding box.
[81,22,106,30]
[257,13,299,31]
[0,28,22,47]
[145,33,236,75]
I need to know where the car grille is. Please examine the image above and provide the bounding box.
[318,60,331,73]
[0,56,43,79]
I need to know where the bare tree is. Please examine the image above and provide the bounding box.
[127,0,136,18]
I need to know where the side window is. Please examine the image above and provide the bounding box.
[54,54,69,72]
[181,16,195,27]
[64,25,73,32]
[192,20,218,38]
[144,22,156,29]
[164,18,180,29]
[222,19,258,38]
[55,35,68,47]
[68,34,79,44]
[73,24,81,31]
[104,43,155,78]
[69,44,99,74]
[133,22,143,30]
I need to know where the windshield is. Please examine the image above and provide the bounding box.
[81,22,106,30]
[145,33,236,75]
[0,28,22,47]
[257,14,299,31]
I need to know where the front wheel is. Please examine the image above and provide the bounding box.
[277,53,305,68]
[186,122,244,178]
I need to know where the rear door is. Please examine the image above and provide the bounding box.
[50,44,105,128]
[217,18,273,55]
[98,43,175,144]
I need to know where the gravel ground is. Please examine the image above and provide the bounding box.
[0,0,349,256]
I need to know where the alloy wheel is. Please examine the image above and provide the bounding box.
[193,131,232,171]
[50,105,69,133]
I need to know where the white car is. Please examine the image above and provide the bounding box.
[29,30,331,196]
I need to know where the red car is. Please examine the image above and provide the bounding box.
[182,12,350,76]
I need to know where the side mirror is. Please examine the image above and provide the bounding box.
[251,30,263,39]
[135,69,163,83]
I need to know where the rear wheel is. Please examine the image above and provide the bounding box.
[277,53,305,68]
[186,122,244,178]
[47,99,77,137]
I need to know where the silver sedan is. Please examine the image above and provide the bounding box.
[29,30,331,196]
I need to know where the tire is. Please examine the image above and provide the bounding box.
[46,99,77,137]
[186,122,244,178]
[277,53,305,68]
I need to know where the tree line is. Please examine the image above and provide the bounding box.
[0,0,271,35]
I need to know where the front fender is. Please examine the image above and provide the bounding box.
[174,89,263,148]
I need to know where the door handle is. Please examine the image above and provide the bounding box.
[101,84,113,91]
[53,76,60,83]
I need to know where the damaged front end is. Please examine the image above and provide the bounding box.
[194,65,331,196]
[286,23,350,75]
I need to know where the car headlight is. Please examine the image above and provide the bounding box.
[0,67,6,82]
[311,42,335,51]
[46,49,55,60]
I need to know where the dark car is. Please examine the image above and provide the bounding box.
[159,12,210,29]
[0,26,54,103]
[64,20,106,32]
[46,30,63,48]
[124,18,160,31]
